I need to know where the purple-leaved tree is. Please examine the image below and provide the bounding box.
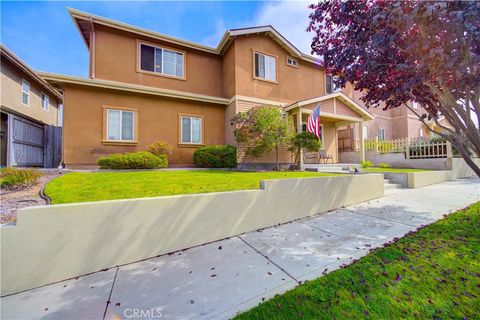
[308,0,480,176]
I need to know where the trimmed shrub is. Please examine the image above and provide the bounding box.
[98,152,167,170]
[361,160,374,168]
[378,162,391,168]
[148,141,173,157]
[193,145,237,168]
[0,167,43,190]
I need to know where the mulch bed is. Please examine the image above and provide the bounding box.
[0,170,62,224]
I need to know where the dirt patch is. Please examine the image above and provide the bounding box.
[1,170,63,224]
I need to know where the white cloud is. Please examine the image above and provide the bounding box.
[254,0,315,55]
[202,19,227,47]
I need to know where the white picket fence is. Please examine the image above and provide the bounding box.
[364,137,452,159]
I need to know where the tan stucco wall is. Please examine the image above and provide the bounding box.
[222,42,236,98]
[0,174,384,295]
[62,84,225,167]
[233,34,326,103]
[1,59,59,125]
[93,25,225,98]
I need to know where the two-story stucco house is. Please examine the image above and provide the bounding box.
[1,45,63,167]
[40,8,435,168]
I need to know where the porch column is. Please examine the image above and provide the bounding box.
[297,107,304,170]
[358,121,365,163]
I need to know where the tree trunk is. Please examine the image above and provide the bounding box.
[275,145,279,171]
[405,102,480,178]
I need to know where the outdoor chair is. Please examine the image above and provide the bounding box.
[303,152,319,164]
[319,150,334,164]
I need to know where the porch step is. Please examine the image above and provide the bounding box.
[384,178,403,195]
[304,163,361,174]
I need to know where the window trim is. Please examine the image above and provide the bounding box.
[21,79,30,106]
[252,50,278,84]
[137,40,187,81]
[178,113,204,146]
[286,56,299,68]
[102,105,138,145]
[41,92,49,111]
[325,74,341,94]
[378,127,385,141]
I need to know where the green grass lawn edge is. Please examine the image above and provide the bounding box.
[44,170,339,204]
[234,202,480,320]
[362,167,431,173]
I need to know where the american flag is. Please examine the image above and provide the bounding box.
[306,104,321,138]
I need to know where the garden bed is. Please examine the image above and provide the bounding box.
[45,170,338,204]
[1,169,62,224]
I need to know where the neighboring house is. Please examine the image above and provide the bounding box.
[41,8,433,168]
[0,45,63,168]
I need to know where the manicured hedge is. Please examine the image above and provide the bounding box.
[0,167,42,190]
[193,145,237,168]
[98,152,168,170]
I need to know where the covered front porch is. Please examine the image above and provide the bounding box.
[285,92,374,169]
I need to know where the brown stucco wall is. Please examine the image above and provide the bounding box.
[222,42,236,98]
[62,84,225,167]
[1,59,59,125]
[233,34,326,103]
[93,25,225,98]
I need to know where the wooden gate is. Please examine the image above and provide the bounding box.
[338,128,354,152]
[7,114,62,168]
[8,115,44,166]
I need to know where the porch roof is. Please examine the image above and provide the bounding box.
[284,92,374,121]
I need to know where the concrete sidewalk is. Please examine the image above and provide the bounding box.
[1,178,479,320]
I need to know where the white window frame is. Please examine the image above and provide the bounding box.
[286,56,299,68]
[362,125,368,139]
[180,115,203,145]
[378,128,385,141]
[253,51,277,82]
[139,42,185,79]
[22,79,30,106]
[41,93,49,111]
[412,101,419,109]
[325,75,341,94]
[106,109,135,142]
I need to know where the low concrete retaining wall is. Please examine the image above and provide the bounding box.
[339,151,450,170]
[1,174,384,296]
[380,158,479,189]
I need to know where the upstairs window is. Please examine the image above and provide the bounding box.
[41,93,49,111]
[325,75,341,94]
[378,128,385,141]
[140,43,184,78]
[286,56,299,68]
[107,109,135,141]
[180,115,202,144]
[22,79,30,106]
[254,52,276,82]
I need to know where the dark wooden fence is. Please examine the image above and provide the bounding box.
[44,125,62,168]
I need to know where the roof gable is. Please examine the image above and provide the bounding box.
[67,8,322,65]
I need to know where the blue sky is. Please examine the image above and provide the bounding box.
[1,1,314,77]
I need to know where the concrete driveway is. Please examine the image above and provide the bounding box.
[1,178,479,320]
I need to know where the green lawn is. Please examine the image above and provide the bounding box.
[45,170,337,204]
[363,167,430,173]
[235,202,480,320]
